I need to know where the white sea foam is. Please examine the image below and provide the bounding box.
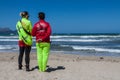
[0,45,36,50]
[51,39,111,42]
[0,35,120,54]
[79,35,120,38]
[0,45,18,50]
[51,35,120,39]
[72,46,120,53]
[0,38,36,41]
[0,35,120,39]
[0,36,18,38]
[0,39,18,41]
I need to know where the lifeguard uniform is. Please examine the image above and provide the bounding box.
[16,18,32,46]
[16,18,32,70]
[32,20,51,72]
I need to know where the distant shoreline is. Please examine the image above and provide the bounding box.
[0,27,120,36]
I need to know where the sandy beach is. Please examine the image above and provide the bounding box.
[0,52,120,80]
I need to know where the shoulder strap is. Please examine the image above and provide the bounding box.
[20,20,31,35]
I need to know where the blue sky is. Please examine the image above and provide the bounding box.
[0,0,120,33]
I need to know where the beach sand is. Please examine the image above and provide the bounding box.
[0,52,120,80]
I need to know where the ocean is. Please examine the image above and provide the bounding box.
[0,33,120,57]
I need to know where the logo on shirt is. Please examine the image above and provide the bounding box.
[36,23,46,32]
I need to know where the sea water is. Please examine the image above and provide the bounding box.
[0,33,120,57]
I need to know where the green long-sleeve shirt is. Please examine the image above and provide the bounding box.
[16,18,32,40]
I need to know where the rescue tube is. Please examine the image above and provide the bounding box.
[16,21,32,46]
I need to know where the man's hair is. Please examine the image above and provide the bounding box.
[20,11,29,17]
[38,12,45,20]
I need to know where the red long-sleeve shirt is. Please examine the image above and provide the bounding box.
[32,20,51,43]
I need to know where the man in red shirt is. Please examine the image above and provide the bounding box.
[32,12,52,72]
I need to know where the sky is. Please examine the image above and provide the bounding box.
[0,0,120,33]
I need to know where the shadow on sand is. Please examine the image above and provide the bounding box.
[31,65,65,72]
